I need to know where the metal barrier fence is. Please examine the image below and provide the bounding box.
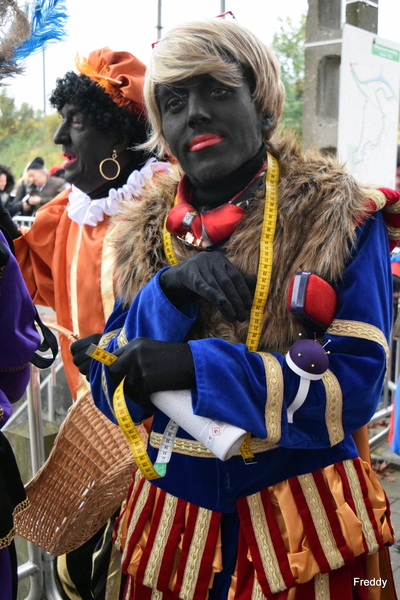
[3,359,64,600]
[12,215,35,229]
[4,325,399,599]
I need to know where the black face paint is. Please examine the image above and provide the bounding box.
[53,103,119,194]
[158,74,265,186]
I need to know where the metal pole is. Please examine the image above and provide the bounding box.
[23,543,44,600]
[220,0,226,12]
[26,366,45,474]
[42,551,64,600]
[20,367,46,600]
[157,0,162,40]
[18,363,64,600]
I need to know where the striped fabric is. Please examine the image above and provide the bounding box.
[115,459,394,600]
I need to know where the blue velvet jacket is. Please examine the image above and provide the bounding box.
[90,210,392,513]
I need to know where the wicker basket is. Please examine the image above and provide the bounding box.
[14,389,141,556]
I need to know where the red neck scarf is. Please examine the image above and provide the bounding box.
[166,164,266,248]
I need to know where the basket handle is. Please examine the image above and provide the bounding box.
[41,321,79,342]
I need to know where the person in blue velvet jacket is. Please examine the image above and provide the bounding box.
[78,18,399,600]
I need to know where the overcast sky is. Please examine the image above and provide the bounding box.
[4,0,400,112]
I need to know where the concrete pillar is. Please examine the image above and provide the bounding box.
[302,0,379,153]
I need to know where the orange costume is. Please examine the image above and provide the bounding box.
[14,157,168,400]
[15,189,114,398]
[13,46,169,401]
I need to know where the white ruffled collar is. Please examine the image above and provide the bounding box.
[67,157,170,227]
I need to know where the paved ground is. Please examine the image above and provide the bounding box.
[372,442,400,593]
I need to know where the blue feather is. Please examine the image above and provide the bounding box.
[13,0,68,63]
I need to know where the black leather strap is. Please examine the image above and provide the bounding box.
[30,310,59,369]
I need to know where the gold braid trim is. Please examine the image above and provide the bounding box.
[117,327,128,348]
[0,362,29,372]
[180,508,212,599]
[98,329,121,349]
[363,189,387,212]
[386,225,400,240]
[343,460,379,555]
[121,475,152,566]
[96,331,123,423]
[386,202,400,214]
[101,364,114,418]
[314,573,330,599]
[326,319,389,369]
[70,226,83,337]
[252,576,266,599]
[385,202,400,214]
[297,473,345,571]
[257,352,283,444]
[101,228,117,321]
[322,370,344,446]
[143,494,179,589]
[246,492,286,593]
[149,431,277,458]
[126,577,133,598]
[382,191,400,213]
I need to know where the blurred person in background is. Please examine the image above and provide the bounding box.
[12,156,67,216]
[0,165,16,215]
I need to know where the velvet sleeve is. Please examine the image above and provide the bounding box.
[189,212,392,449]
[0,231,40,426]
[90,269,199,424]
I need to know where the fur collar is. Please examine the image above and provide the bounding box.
[111,133,370,352]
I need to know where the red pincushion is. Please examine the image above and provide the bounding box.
[287,273,337,327]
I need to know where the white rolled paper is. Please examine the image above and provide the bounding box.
[150,389,247,461]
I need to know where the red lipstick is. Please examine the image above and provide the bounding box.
[62,153,78,168]
[189,134,224,151]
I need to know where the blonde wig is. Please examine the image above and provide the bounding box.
[143,18,285,157]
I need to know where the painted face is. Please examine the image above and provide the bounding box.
[53,104,118,194]
[0,173,7,191]
[158,74,265,184]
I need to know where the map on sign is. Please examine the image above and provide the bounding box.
[337,24,400,188]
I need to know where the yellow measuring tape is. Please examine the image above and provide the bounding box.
[163,153,280,464]
[87,344,161,480]
[113,379,161,480]
[91,155,280,474]
[246,153,279,352]
[163,213,179,266]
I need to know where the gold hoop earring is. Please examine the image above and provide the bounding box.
[99,150,121,181]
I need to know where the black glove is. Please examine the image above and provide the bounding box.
[108,338,195,413]
[159,251,256,322]
[70,333,102,377]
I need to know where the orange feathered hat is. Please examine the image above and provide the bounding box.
[76,47,146,118]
